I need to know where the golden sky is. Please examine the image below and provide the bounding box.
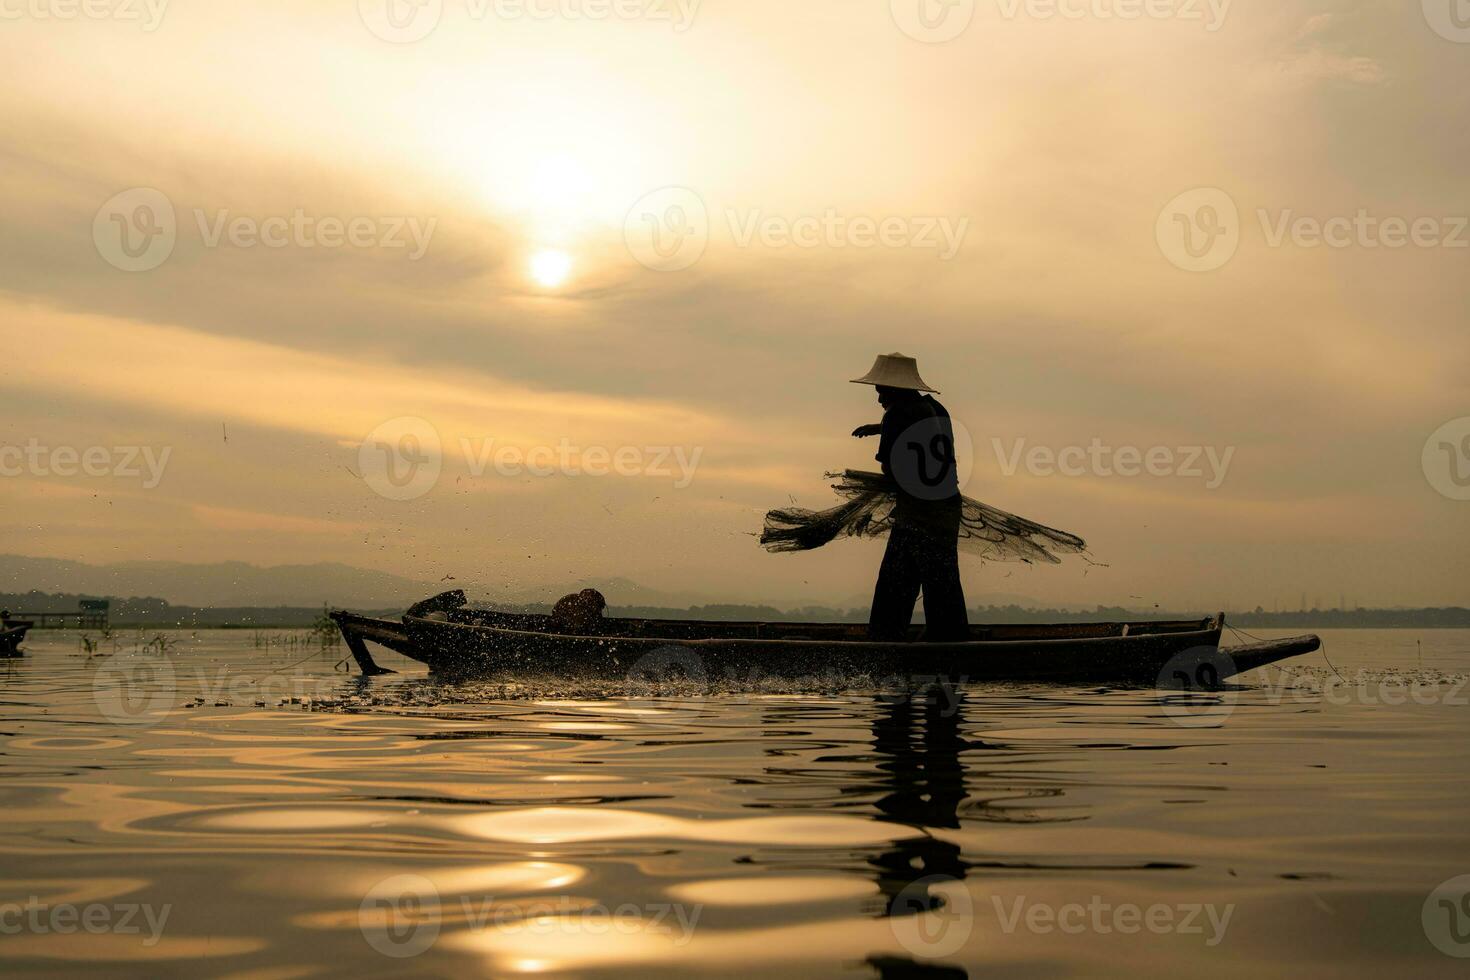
[1,0,1466,608]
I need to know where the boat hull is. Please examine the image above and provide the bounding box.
[333,607,1320,683]
[0,625,28,656]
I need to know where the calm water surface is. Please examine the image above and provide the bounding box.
[2,628,1468,977]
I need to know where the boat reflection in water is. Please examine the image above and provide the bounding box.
[5,627,1468,975]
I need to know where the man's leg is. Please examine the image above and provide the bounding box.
[869,523,923,641]
[918,526,969,642]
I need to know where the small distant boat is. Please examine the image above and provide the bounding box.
[331,591,1320,683]
[1,624,29,656]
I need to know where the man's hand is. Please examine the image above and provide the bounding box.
[851,423,882,438]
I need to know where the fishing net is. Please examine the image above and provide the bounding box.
[760,470,1087,565]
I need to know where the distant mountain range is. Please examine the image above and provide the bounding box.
[0,554,437,608]
[0,554,818,610]
[3,555,1465,628]
[0,553,1067,613]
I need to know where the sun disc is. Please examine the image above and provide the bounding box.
[529,249,572,288]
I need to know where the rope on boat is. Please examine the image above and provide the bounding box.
[260,648,343,678]
[1316,637,1345,682]
[1227,623,1344,683]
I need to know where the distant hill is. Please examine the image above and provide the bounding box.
[0,555,754,611]
[4,554,1463,628]
[0,555,822,612]
[0,554,438,608]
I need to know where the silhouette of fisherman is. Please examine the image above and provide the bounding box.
[851,353,969,642]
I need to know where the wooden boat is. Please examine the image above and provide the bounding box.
[0,625,29,656]
[331,591,1320,683]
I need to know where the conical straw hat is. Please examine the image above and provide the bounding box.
[849,352,939,393]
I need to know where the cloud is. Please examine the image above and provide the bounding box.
[1278,9,1389,85]
[0,0,1464,606]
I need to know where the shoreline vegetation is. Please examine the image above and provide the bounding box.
[4,591,1468,630]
